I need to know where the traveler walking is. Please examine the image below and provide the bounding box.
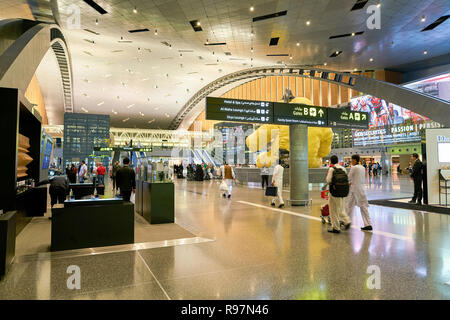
[408,153,423,205]
[78,160,87,183]
[346,154,372,231]
[326,155,351,233]
[116,157,136,201]
[261,163,270,189]
[220,162,235,198]
[271,163,285,208]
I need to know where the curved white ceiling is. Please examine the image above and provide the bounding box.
[2,0,450,128]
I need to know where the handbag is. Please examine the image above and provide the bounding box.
[219,181,228,191]
[265,186,278,196]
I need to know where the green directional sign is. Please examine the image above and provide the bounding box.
[206,97,273,124]
[93,146,153,152]
[205,97,369,129]
[273,103,328,127]
[327,108,369,129]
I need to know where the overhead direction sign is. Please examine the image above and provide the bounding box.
[205,97,369,129]
[273,103,327,126]
[205,97,273,124]
[327,108,369,129]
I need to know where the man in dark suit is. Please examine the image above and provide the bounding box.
[408,153,423,205]
[115,157,136,201]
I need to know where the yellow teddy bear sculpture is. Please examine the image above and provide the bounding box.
[245,97,333,168]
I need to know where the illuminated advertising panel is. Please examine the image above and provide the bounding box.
[350,95,429,128]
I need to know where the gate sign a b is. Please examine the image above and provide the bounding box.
[205,97,369,129]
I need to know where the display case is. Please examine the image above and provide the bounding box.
[0,87,45,235]
[439,169,450,206]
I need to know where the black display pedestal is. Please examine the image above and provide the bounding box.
[142,182,175,224]
[0,211,17,279]
[51,200,134,251]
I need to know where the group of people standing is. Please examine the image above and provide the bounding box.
[65,161,107,186]
[364,162,383,176]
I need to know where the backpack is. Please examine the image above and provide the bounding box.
[329,167,349,197]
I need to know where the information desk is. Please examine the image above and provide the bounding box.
[51,198,134,251]
[69,183,95,199]
[0,211,16,279]
[140,182,174,224]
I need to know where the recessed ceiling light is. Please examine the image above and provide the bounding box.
[133,7,137,14]
[251,30,254,37]
[296,42,300,46]
[421,16,426,22]
[154,29,158,35]
[197,21,201,26]
[324,62,327,65]
[206,39,209,44]
[251,47,254,53]
[369,58,374,62]
[126,104,135,109]
[354,68,357,71]
[148,119,155,124]
[351,32,355,36]
[122,118,130,122]
[335,51,339,54]
[81,107,89,113]
[95,19,98,25]
[306,20,310,26]
[250,6,254,12]
[424,50,428,54]
[290,56,293,60]
[97,101,104,106]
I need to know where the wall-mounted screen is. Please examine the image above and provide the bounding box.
[350,95,429,128]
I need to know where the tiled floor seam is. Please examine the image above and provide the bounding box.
[136,251,171,300]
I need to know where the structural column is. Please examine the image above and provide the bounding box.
[289,124,309,205]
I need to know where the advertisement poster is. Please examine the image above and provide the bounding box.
[350,95,429,128]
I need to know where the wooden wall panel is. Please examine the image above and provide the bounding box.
[330,83,339,105]
[304,78,312,101]
[271,77,277,101]
[321,81,329,106]
[289,76,296,96]
[312,78,320,105]
[284,76,290,94]
[297,77,304,97]
[256,79,261,100]
[277,76,283,101]
[261,77,266,101]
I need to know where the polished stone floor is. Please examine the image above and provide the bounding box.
[1,174,450,300]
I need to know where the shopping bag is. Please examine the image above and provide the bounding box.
[265,186,278,196]
[130,191,136,204]
[219,181,228,191]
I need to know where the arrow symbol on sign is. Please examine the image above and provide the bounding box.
[318,109,324,117]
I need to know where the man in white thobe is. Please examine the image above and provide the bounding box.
[271,163,285,208]
[326,155,351,233]
[346,154,372,231]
